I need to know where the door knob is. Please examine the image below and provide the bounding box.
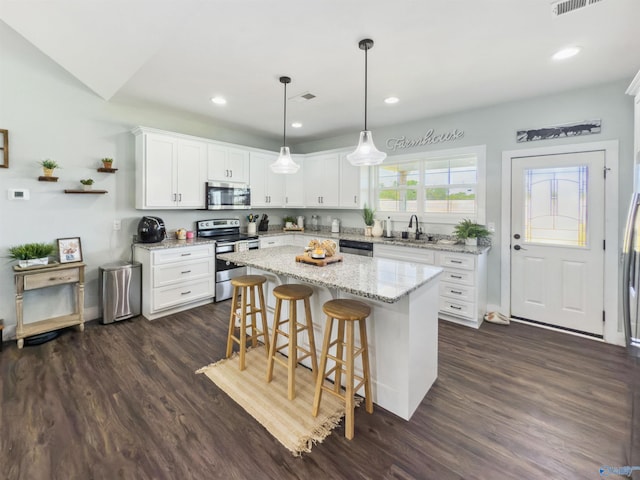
[514,233,521,239]
[514,244,527,251]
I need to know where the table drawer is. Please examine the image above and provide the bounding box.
[152,278,214,312]
[439,282,475,302]
[153,259,213,287]
[438,253,475,271]
[152,245,213,265]
[439,297,475,320]
[441,269,475,286]
[23,268,80,290]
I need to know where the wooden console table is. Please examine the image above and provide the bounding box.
[14,262,85,349]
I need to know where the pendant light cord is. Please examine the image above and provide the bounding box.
[283,80,287,147]
[364,44,368,131]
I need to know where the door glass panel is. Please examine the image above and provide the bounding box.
[523,165,588,247]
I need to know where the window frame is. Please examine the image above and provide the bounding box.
[372,145,486,225]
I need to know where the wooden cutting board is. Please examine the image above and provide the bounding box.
[295,254,343,266]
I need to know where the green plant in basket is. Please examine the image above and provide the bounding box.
[453,219,491,239]
[80,179,94,185]
[8,242,55,261]
[283,216,296,224]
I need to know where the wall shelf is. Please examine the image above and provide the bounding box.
[64,189,108,194]
[38,176,58,182]
[97,167,117,173]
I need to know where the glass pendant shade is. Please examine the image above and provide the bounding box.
[270,146,299,174]
[347,130,386,166]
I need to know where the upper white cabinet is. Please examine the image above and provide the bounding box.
[304,153,340,207]
[339,153,366,208]
[134,128,207,209]
[207,144,250,183]
[284,154,305,207]
[628,70,640,163]
[250,152,285,207]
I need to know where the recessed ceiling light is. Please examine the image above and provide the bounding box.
[384,96,399,104]
[291,122,302,128]
[552,46,581,61]
[210,96,227,105]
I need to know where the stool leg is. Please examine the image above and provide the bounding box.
[359,317,374,414]
[288,299,297,400]
[249,285,258,348]
[303,297,318,378]
[312,315,334,417]
[226,285,239,359]
[345,320,355,440]
[333,319,345,395]
[239,287,248,370]
[266,298,282,383]
[257,283,269,354]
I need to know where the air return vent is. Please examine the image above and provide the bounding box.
[289,92,316,103]
[552,0,603,17]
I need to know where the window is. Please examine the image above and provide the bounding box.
[374,145,486,224]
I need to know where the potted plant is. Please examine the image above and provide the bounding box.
[8,242,55,268]
[363,203,375,236]
[39,159,60,177]
[80,178,94,191]
[453,218,491,246]
[283,215,296,229]
[101,157,113,169]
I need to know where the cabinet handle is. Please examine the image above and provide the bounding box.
[178,193,182,201]
[285,196,288,204]
[181,253,192,257]
[172,193,177,201]
[181,291,192,295]
[181,270,191,274]
[451,260,463,264]
[354,195,357,203]
[451,290,462,295]
[451,275,462,279]
[450,305,462,310]
[225,169,229,177]
[230,169,233,177]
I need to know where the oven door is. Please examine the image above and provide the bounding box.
[207,182,250,210]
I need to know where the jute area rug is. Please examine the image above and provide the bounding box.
[196,346,357,456]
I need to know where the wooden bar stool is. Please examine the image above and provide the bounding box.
[226,275,269,371]
[266,284,318,400]
[312,298,373,440]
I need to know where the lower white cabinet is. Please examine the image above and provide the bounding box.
[134,244,215,320]
[374,244,487,328]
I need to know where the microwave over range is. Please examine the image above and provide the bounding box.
[206,182,251,210]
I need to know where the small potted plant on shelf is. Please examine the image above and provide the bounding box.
[453,218,491,246]
[363,203,375,236]
[8,242,55,268]
[101,157,113,169]
[39,159,60,177]
[80,179,94,191]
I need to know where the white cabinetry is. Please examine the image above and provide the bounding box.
[339,153,366,208]
[304,153,340,207]
[134,244,215,320]
[207,144,250,183]
[259,235,286,249]
[284,154,305,207]
[134,128,207,209]
[374,244,487,328]
[250,152,285,207]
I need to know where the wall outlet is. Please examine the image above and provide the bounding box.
[113,220,121,231]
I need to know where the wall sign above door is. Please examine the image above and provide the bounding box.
[516,119,601,143]
[386,128,464,151]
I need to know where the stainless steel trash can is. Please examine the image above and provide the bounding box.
[99,261,141,324]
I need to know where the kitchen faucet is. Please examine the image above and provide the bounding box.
[408,215,422,240]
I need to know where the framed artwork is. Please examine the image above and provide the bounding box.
[516,119,601,143]
[57,237,83,263]
[0,129,8,168]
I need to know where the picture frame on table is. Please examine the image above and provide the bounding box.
[0,129,8,168]
[57,237,83,263]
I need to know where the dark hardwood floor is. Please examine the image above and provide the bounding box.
[1,302,637,480]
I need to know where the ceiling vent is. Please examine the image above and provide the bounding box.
[289,92,316,103]
[552,0,603,17]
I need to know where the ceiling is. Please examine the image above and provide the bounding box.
[2,0,639,143]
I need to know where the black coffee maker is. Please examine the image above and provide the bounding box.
[137,216,166,243]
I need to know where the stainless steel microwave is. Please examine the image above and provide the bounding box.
[206,182,251,210]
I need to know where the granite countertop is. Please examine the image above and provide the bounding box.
[217,245,443,304]
[133,237,217,250]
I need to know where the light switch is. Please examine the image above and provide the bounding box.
[8,189,29,200]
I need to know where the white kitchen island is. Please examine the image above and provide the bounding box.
[218,245,443,421]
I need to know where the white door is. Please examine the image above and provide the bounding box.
[511,150,605,336]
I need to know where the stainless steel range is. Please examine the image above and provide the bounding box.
[196,218,259,302]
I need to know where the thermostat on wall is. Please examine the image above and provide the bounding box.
[8,189,29,200]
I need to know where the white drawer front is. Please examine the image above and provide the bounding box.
[152,245,213,265]
[439,282,476,302]
[152,278,214,312]
[439,297,475,319]
[441,269,475,286]
[438,253,475,271]
[153,259,213,287]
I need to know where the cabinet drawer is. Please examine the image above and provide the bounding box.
[439,282,475,302]
[153,259,213,287]
[152,245,213,265]
[24,268,80,290]
[438,253,475,271]
[152,278,214,312]
[441,269,475,286]
[439,297,475,319]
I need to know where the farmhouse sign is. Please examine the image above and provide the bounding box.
[386,128,464,151]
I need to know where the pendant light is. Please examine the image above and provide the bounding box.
[346,38,386,167]
[270,76,300,174]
